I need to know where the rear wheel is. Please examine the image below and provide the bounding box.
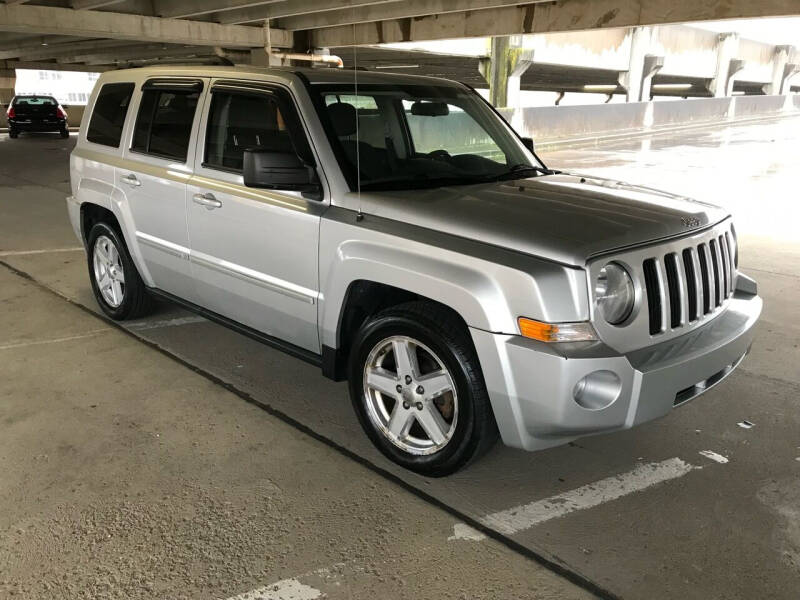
[60,128,69,139]
[87,222,154,320]
[349,302,498,476]
[8,129,18,139]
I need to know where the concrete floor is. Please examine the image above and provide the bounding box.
[0,118,799,599]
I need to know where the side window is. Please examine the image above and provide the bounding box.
[86,83,134,147]
[204,91,297,172]
[131,87,200,161]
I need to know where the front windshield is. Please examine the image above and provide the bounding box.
[310,83,544,191]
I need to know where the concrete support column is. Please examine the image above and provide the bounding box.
[0,62,15,129]
[640,54,664,101]
[765,45,794,95]
[479,36,533,108]
[709,33,740,97]
[0,61,15,108]
[619,27,662,102]
[725,59,745,96]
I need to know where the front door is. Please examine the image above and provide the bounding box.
[187,81,324,353]
[119,78,207,303]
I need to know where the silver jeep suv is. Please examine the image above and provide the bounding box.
[68,66,762,476]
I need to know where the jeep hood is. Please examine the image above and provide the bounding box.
[350,173,729,266]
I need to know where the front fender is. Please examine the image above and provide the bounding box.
[318,210,590,350]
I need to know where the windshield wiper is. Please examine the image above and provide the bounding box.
[495,164,559,180]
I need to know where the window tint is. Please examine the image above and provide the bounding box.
[132,88,199,161]
[87,83,134,147]
[204,92,296,172]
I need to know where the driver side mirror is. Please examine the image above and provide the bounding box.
[521,137,535,153]
[243,149,322,200]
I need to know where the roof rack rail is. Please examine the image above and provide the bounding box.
[126,56,236,68]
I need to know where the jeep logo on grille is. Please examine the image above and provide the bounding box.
[681,216,701,228]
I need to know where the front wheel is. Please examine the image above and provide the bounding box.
[87,222,154,320]
[348,302,498,476]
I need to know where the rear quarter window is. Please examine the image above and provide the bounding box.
[87,83,135,148]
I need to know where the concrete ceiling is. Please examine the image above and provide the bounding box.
[2,0,800,71]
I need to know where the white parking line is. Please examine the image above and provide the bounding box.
[699,450,729,464]
[448,523,487,542]
[471,457,696,536]
[222,578,322,600]
[0,329,110,351]
[0,247,84,257]
[128,315,207,330]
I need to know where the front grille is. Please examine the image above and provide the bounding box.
[642,227,737,337]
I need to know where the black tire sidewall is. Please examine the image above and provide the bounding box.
[348,314,480,476]
[87,222,140,319]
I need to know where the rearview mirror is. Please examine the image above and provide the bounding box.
[521,137,535,152]
[410,101,449,117]
[243,149,321,200]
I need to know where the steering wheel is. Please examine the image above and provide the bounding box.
[428,149,451,161]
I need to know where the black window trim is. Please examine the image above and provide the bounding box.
[200,80,316,176]
[129,78,204,163]
[86,82,135,149]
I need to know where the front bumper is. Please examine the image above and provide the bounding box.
[471,274,762,451]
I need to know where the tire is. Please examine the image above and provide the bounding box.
[8,129,18,139]
[348,301,498,476]
[60,128,69,139]
[87,222,155,320]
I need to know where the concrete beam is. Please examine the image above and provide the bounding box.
[311,0,800,47]
[0,4,292,49]
[154,0,283,19]
[71,0,126,9]
[277,0,543,31]
[7,60,113,72]
[0,39,135,61]
[0,35,79,53]
[59,44,227,65]
[218,0,398,26]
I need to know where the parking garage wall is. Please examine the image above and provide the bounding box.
[507,94,800,147]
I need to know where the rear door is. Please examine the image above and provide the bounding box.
[119,78,208,303]
[186,80,325,353]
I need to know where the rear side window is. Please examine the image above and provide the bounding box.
[204,91,296,172]
[87,83,135,148]
[132,88,200,161]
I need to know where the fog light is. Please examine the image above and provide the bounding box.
[573,370,622,410]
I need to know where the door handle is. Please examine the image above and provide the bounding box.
[121,174,141,187]
[192,192,222,210]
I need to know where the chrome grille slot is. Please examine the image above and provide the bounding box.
[681,248,698,322]
[642,258,663,335]
[698,243,711,314]
[718,235,729,298]
[664,253,683,328]
[709,239,722,307]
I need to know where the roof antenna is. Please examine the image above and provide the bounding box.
[354,24,363,223]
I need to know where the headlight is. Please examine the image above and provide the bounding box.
[595,263,635,325]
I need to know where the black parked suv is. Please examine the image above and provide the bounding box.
[6,95,69,139]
